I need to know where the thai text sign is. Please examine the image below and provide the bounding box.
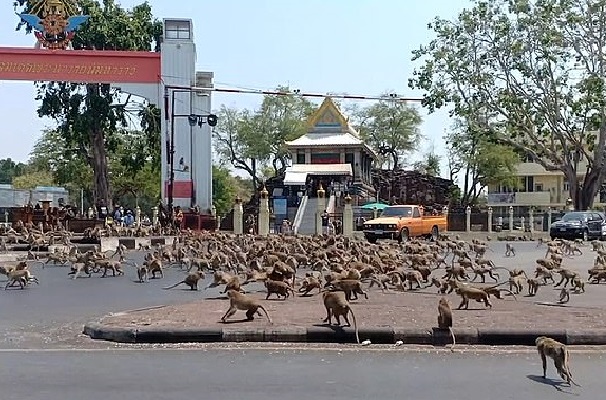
[0,47,160,83]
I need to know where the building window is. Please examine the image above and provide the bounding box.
[563,180,570,191]
[165,20,191,40]
[296,152,305,164]
[535,183,544,192]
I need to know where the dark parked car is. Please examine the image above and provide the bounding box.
[549,211,606,241]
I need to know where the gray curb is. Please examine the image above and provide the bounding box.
[82,323,606,346]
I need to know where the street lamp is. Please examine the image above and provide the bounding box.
[165,87,218,221]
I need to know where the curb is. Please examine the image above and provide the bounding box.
[82,323,606,346]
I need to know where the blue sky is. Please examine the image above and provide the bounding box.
[0,0,471,178]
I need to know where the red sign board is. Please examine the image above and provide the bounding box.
[164,181,193,199]
[0,47,161,83]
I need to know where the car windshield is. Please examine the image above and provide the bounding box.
[561,212,587,222]
[380,206,413,217]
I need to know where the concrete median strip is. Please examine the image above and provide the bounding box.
[82,322,606,346]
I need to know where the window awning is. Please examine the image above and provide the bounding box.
[283,171,308,186]
[287,163,353,176]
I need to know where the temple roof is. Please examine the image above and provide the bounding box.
[286,97,375,156]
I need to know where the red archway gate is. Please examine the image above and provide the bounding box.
[0,47,161,84]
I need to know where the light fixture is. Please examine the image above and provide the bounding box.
[187,114,218,128]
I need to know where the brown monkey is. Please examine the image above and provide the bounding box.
[5,269,39,289]
[527,278,539,296]
[571,277,585,293]
[322,290,360,344]
[509,275,525,294]
[437,297,456,350]
[298,277,322,296]
[505,243,515,257]
[325,279,368,301]
[68,262,93,279]
[554,268,581,288]
[136,263,148,283]
[558,288,570,304]
[163,272,204,290]
[220,289,272,323]
[455,287,492,309]
[535,336,580,386]
[222,276,245,294]
[264,279,295,299]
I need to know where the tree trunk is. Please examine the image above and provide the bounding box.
[579,168,601,211]
[90,126,111,209]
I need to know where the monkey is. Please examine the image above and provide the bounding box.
[68,262,93,279]
[5,269,39,289]
[535,266,555,285]
[480,285,517,300]
[437,297,456,351]
[455,286,492,309]
[145,258,164,279]
[527,278,540,296]
[298,276,322,296]
[136,263,148,283]
[510,273,526,293]
[222,276,245,294]
[431,277,450,294]
[470,265,499,283]
[554,268,581,288]
[505,243,516,257]
[220,289,273,324]
[558,288,570,304]
[264,279,295,300]
[571,277,585,293]
[163,272,204,291]
[535,336,580,386]
[321,290,360,344]
[96,260,124,278]
[325,279,368,301]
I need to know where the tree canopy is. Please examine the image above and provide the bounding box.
[409,0,606,210]
[214,87,316,189]
[348,99,423,169]
[16,0,163,208]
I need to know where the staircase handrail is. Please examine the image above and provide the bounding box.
[292,195,308,235]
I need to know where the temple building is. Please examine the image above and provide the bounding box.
[284,97,377,198]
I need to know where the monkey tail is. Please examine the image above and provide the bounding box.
[162,281,182,290]
[448,327,456,351]
[350,308,360,344]
[259,305,273,324]
[498,288,517,300]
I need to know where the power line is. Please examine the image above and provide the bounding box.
[211,87,423,102]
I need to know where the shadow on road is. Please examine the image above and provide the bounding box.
[526,374,579,395]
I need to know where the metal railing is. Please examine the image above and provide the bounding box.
[292,195,308,235]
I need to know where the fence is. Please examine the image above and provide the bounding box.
[447,211,566,232]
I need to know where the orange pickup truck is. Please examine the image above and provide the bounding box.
[362,205,448,243]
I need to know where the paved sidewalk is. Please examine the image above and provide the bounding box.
[85,281,606,345]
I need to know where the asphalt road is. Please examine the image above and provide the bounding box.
[0,241,601,348]
[0,348,601,400]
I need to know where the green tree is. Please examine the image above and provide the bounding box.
[214,87,316,189]
[212,165,236,216]
[0,159,27,184]
[409,0,606,210]
[413,144,441,176]
[348,97,422,169]
[12,170,54,189]
[16,0,163,208]
[445,119,520,206]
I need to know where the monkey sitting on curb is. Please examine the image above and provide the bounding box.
[437,297,456,351]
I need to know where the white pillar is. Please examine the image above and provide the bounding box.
[258,186,270,236]
[152,206,159,227]
[443,206,449,232]
[135,205,142,226]
[520,216,525,232]
[509,206,514,232]
[548,206,552,229]
[342,194,353,237]
[487,207,493,233]
[233,197,243,235]
[529,207,534,233]
[316,184,326,235]
[466,206,472,232]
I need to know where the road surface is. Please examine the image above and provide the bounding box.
[0,348,601,400]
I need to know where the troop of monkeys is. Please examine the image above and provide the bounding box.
[0,229,594,387]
